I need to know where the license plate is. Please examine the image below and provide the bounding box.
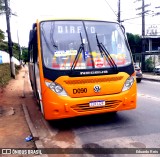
[89,100,105,107]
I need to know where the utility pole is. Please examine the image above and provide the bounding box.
[17,30,22,62]
[4,0,15,78]
[135,0,150,71]
[142,0,145,37]
[141,0,145,71]
[154,6,160,16]
[117,0,121,23]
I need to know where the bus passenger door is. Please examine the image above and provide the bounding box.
[28,40,35,91]
[28,30,41,103]
[31,30,43,114]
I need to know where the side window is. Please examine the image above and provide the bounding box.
[33,40,38,63]
[28,30,38,63]
[29,44,33,63]
[28,44,33,63]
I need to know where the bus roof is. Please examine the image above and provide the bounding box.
[35,16,118,24]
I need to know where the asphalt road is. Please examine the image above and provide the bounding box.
[138,80,160,99]
[26,79,160,157]
[45,80,160,156]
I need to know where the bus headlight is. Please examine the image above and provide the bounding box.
[54,85,63,93]
[45,81,68,96]
[122,76,134,92]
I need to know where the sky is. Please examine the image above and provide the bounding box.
[0,0,160,47]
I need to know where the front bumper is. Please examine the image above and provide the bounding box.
[42,86,137,120]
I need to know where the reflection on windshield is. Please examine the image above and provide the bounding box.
[40,21,131,70]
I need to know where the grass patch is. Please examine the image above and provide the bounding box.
[0,63,21,88]
[0,63,11,88]
[0,63,22,88]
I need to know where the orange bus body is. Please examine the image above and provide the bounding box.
[28,19,137,120]
[42,74,136,120]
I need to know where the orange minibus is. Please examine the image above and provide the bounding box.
[28,18,137,120]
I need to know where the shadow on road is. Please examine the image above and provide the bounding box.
[47,111,133,130]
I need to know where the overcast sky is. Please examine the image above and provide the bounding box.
[0,0,159,47]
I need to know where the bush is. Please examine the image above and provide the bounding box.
[0,63,11,88]
[0,63,22,88]
[145,57,154,72]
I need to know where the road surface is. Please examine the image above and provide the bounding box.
[26,79,160,157]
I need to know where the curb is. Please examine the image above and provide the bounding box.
[22,67,48,157]
[22,104,48,157]
[142,78,160,82]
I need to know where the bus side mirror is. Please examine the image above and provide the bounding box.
[120,25,125,33]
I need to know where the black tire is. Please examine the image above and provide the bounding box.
[136,78,141,83]
[109,111,117,115]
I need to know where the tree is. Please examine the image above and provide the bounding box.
[0,29,22,60]
[0,0,5,15]
[145,56,154,72]
[126,33,142,54]
[0,29,5,42]
[0,0,11,15]
[0,41,8,52]
[0,29,7,52]
[21,47,28,63]
[12,42,19,59]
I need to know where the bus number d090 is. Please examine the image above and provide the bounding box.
[73,88,87,94]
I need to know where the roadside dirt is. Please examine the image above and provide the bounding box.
[0,66,90,157]
[0,67,35,149]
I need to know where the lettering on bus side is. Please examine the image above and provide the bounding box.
[73,88,87,94]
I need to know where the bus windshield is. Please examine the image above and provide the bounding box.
[40,21,132,70]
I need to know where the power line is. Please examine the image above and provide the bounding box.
[123,21,142,25]
[122,15,142,21]
[104,0,140,23]
[124,21,160,26]
[122,11,155,22]
[104,0,118,17]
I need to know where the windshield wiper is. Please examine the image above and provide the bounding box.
[95,33,118,72]
[50,22,58,50]
[70,33,85,72]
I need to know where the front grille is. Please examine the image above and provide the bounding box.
[64,76,123,85]
[71,100,122,112]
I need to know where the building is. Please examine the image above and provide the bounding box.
[144,25,160,67]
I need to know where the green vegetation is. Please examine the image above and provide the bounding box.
[0,0,5,15]
[0,63,21,88]
[145,56,154,72]
[126,33,142,54]
[0,29,4,41]
[0,0,11,16]
[0,63,11,88]
[0,25,23,88]
[0,0,26,87]
[0,29,28,62]
[21,47,28,63]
